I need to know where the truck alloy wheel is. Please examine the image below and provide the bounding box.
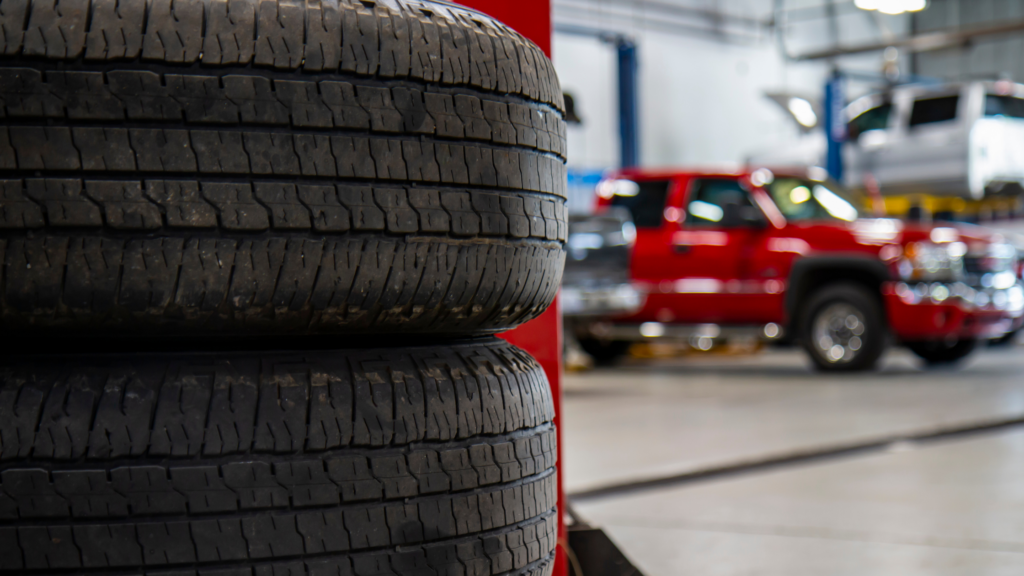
[812,303,867,365]
[801,283,886,372]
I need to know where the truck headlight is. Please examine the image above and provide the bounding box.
[974,243,1018,274]
[899,241,966,283]
[1008,284,1024,312]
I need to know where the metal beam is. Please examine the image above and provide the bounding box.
[554,0,771,30]
[779,0,865,23]
[554,0,769,44]
[792,18,1024,61]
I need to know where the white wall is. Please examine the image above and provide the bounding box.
[554,35,620,169]
[635,29,826,168]
[552,0,912,173]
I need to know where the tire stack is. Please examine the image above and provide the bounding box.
[0,1,566,575]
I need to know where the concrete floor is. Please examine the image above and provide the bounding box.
[564,344,1024,575]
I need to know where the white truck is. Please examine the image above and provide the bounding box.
[751,80,1024,201]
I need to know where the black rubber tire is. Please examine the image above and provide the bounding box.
[906,338,978,365]
[577,338,631,366]
[0,337,556,575]
[0,0,566,338]
[989,328,1020,347]
[799,282,887,372]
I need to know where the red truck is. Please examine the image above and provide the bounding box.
[576,167,1024,371]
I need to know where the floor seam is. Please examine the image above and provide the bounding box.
[568,413,1024,501]
[588,516,1024,555]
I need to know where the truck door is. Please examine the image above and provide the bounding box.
[883,90,969,195]
[662,177,769,324]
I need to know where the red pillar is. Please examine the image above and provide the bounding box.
[452,2,565,575]
[457,2,552,55]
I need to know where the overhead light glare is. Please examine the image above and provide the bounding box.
[787,97,818,128]
[688,200,724,223]
[813,185,858,222]
[855,0,927,15]
[807,166,829,182]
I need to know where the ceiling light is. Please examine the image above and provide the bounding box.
[855,0,927,15]
[788,97,818,128]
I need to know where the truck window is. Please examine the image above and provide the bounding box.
[909,95,959,127]
[685,179,754,226]
[609,179,670,228]
[767,178,859,222]
[847,104,891,141]
[985,95,1024,119]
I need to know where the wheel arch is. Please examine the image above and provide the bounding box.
[785,255,892,334]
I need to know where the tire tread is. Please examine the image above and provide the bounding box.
[0,0,564,112]
[0,340,557,574]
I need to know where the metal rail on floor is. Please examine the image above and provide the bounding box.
[569,414,1024,502]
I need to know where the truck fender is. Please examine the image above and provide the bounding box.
[785,254,892,329]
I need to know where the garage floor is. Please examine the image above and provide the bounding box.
[565,345,1024,575]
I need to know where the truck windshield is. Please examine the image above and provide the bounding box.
[985,95,1024,119]
[608,179,671,228]
[767,178,859,222]
[847,103,892,141]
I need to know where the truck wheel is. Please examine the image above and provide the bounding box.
[0,0,567,339]
[0,338,557,575]
[800,283,886,372]
[906,338,978,365]
[578,338,632,365]
[989,329,1020,347]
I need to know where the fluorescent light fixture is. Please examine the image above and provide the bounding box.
[788,97,818,128]
[855,0,927,15]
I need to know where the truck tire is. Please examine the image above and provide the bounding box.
[0,338,557,575]
[989,328,1020,347]
[800,283,886,372]
[0,0,567,338]
[577,338,632,366]
[906,338,978,366]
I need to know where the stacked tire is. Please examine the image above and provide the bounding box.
[0,1,566,575]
